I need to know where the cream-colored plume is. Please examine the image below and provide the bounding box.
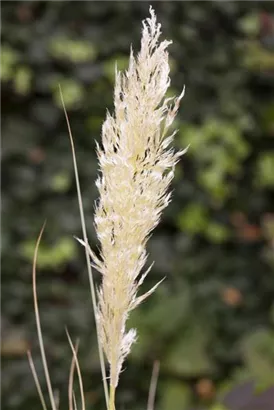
[89,5,186,400]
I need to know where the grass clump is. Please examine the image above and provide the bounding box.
[29,6,185,410]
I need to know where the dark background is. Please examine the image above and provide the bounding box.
[1,1,274,410]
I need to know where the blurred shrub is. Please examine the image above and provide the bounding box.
[1,2,274,410]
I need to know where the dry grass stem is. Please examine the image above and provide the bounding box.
[59,86,109,407]
[27,350,48,410]
[147,361,160,410]
[68,340,79,410]
[32,222,58,410]
[66,330,85,410]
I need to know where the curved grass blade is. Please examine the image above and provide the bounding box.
[68,339,79,410]
[27,350,48,410]
[66,329,85,410]
[32,222,57,410]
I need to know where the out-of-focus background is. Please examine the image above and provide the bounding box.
[1,2,274,410]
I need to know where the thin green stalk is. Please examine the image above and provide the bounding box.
[59,86,109,408]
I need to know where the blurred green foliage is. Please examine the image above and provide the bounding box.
[20,237,77,269]
[1,2,274,410]
[49,37,97,63]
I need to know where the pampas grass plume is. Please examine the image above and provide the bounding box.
[87,6,187,408]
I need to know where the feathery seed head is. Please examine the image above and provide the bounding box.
[92,6,186,388]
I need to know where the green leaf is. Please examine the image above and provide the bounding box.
[178,203,208,234]
[242,328,274,389]
[49,37,97,62]
[1,45,19,81]
[51,172,71,192]
[159,381,192,410]
[205,222,230,243]
[198,168,230,202]
[242,41,274,71]
[129,292,191,360]
[21,237,77,268]
[14,66,32,95]
[163,322,214,376]
[179,119,249,203]
[238,13,260,36]
[261,103,274,134]
[255,153,274,188]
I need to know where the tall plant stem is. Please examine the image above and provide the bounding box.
[59,86,109,408]
[108,385,116,410]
